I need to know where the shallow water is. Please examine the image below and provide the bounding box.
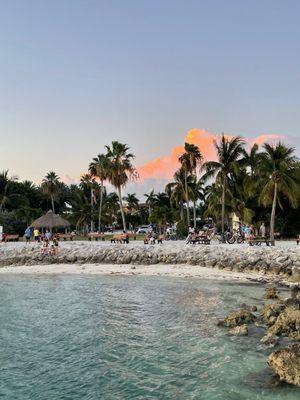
[0,275,298,400]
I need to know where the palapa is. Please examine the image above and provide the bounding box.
[30,210,70,229]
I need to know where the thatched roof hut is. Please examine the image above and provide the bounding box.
[30,210,70,229]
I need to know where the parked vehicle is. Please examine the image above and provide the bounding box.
[136,225,151,234]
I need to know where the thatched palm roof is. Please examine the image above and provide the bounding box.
[30,210,70,229]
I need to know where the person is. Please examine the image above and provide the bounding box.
[40,238,49,255]
[188,226,195,235]
[34,228,40,243]
[259,222,266,238]
[45,229,52,241]
[25,226,31,243]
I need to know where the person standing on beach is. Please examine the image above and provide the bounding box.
[25,226,31,243]
[34,228,40,243]
[259,223,266,238]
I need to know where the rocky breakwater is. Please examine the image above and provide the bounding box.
[0,242,299,282]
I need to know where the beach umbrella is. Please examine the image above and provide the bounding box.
[30,210,70,230]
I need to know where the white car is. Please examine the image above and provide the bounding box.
[137,225,151,234]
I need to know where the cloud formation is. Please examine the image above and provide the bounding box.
[138,129,284,181]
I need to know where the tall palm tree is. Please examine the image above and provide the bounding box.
[179,143,203,227]
[259,142,299,245]
[202,135,245,242]
[105,141,137,231]
[80,173,98,231]
[41,171,60,213]
[89,154,108,231]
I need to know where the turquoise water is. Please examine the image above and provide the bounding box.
[0,275,298,400]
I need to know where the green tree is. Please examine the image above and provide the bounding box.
[259,142,299,245]
[89,154,108,231]
[144,189,156,216]
[203,135,245,242]
[105,141,137,231]
[41,171,60,212]
[178,143,203,227]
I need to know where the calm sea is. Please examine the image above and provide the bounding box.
[0,274,298,399]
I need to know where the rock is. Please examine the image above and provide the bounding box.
[268,307,300,339]
[221,309,256,328]
[239,304,258,312]
[268,344,300,387]
[261,302,285,326]
[229,324,248,336]
[264,286,279,300]
[260,333,279,347]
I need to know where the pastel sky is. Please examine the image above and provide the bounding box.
[0,0,299,196]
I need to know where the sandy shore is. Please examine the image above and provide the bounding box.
[0,240,299,284]
[0,262,287,284]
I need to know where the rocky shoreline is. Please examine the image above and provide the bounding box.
[218,286,300,388]
[0,242,299,283]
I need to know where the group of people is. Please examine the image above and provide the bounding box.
[24,227,60,256]
[185,222,267,244]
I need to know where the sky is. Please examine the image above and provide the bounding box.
[0,0,300,197]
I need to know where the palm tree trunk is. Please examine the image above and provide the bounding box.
[179,198,184,221]
[51,195,55,213]
[117,186,127,232]
[270,183,277,246]
[184,171,190,226]
[90,188,94,232]
[98,181,104,232]
[193,201,197,228]
[221,178,226,243]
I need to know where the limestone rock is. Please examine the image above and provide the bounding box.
[264,286,279,300]
[261,302,286,326]
[260,333,279,347]
[221,309,256,328]
[268,307,300,339]
[229,324,248,336]
[268,344,300,387]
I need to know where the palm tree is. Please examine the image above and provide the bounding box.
[151,192,173,232]
[165,170,186,221]
[0,171,28,212]
[123,193,139,211]
[179,143,203,227]
[80,173,98,231]
[241,143,262,176]
[144,189,156,215]
[41,172,60,213]
[105,141,137,231]
[259,142,299,245]
[202,135,245,242]
[103,192,120,226]
[89,154,108,231]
